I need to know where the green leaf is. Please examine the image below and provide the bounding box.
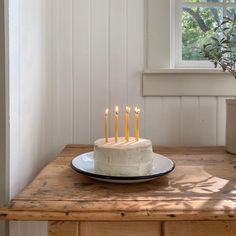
[223,16,233,22]
[221,21,229,25]
[222,50,231,54]
[220,39,228,44]
[223,27,230,31]
[211,37,220,43]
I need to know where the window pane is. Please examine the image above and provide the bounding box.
[227,7,236,17]
[182,7,223,60]
[226,8,236,54]
[226,0,235,3]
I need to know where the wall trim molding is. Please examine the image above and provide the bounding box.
[143,71,236,96]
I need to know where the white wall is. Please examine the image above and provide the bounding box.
[9,0,54,235]
[52,0,227,148]
[9,0,228,236]
[0,0,6,234]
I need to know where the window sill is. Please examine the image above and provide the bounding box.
[142,69,236,96]
[144,68,224,74]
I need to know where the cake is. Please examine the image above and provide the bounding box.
[94,137,153,176]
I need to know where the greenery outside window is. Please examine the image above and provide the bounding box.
[174,0,236,68]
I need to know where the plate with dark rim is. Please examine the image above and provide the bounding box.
[71,152,175,183]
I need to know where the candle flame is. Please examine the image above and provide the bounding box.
[126,106,131,113]
[115,106,119,114]
[105,108,109,115]
[135,107,140,113]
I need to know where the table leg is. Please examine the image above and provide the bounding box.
[48,221,79,236]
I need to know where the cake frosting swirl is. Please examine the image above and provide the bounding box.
[94,137,153,176]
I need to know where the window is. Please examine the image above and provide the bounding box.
[143,0,236,96]
[174,0,236,68]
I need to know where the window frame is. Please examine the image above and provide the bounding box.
[174,0,236,68]
[143,0,236,96]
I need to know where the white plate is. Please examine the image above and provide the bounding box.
[71,152,175,183]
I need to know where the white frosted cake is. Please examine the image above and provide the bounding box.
[94,137,153,176]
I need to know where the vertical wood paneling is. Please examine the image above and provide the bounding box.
[0,222,6,236]
[145,97,163,145]
[19,0,53,188]
[181,97,200,146]
[217,97,227,145]
[162,97,181,145]
[20,0,42,187]
[52,0,73,149]
[0,3,6,235]
[127,0,145,137]
[10,222,20,236]
[11,222,48,236]
[73,0,91,144]
[109,0,126,138]
[9,0,21,235]
[9,0,21,200]
[0,0,6,214]
[91,0,109,142]
[10,0,53,236]
[199,97,217,146]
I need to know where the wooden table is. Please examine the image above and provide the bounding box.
[1,145,236,236]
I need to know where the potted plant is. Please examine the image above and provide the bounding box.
[202,14,236,154]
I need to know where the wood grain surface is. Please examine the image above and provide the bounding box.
[80,222,161,236]
[1,145,236,221]
[48,221,79,236]
[164,221,236,236]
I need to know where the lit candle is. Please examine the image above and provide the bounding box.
[125,106,131,142]
[135,107,140,141]
[104,108,109,143]
[115,106,119,143]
